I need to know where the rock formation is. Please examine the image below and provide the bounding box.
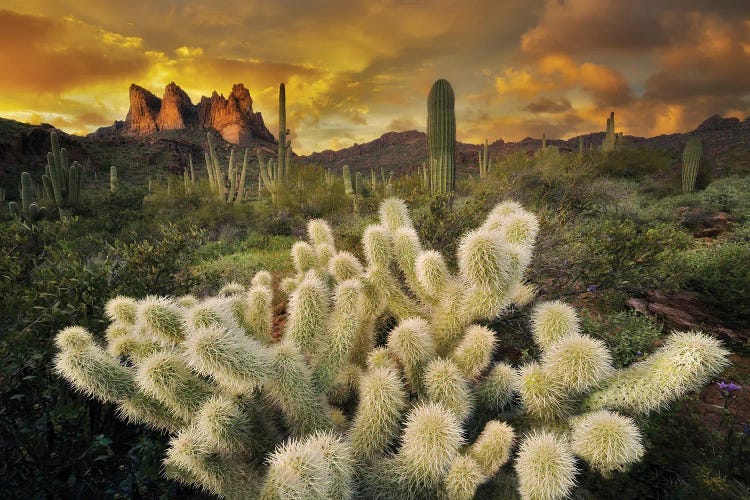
[95,82,275,145]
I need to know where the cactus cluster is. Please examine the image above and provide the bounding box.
[9,172,46,223]
[681,137,702,194]
[206,133,249,204]
[54,198,729,499]
[42,131,83,220]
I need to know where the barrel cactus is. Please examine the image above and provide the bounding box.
[54,198,729,499]
[427,79,456,194]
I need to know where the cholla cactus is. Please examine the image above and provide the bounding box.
[54,198,729,499]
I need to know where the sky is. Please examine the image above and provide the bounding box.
[0,1,748,154]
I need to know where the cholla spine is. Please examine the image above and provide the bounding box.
[53,198,730,499]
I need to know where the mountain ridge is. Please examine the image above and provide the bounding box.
[92,82,276,145]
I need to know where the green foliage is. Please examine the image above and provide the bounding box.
[581,311,663,368]
[675,241,750,318]
[564,215,693,293]
[107,223,206,297]
[0,220,202,497]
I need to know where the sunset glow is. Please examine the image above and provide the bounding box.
[1,1,748,154]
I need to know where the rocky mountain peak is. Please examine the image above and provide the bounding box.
[157,82,194,130]
[96,82,275,145]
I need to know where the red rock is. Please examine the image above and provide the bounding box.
[156,82,194,130]
[125,84,160,135]
[102,82,275,145]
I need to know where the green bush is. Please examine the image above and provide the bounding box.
[676,241,750,318]
[581,311,663,367]
[108,223,206,297]
[565,216,693,294]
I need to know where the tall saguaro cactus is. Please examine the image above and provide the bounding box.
[681,137,703,194]
[278,83,291,181]
[427,79,456,194]
[42,131,82,220]
[9,172,46,223]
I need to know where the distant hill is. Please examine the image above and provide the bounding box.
[300,115,750,175]
[0,109,748,190]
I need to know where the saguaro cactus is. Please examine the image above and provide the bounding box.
[258,149,283,205]
[54,198,730,500]
[479,140,489,178]
[681,137,702,194]
[601,112,618,152]
[278,83,290,181]
[110,166,118,193]
[342,165,354,195]
[206,133,248,204]
[9,172,46,223]
[427,79,456,194]
[42,131,82,220]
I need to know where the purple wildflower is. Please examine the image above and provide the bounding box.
[586,285,598,293]
[716,381,742,392]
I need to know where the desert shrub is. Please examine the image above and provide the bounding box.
[411,193,489,265]
[594,147,674,179]
[565,216,693,294]
[107,223,206,297]
[192,236,295,293]
[642,175,750,226]
[675,241,750,318]
[581,311,663,367]
[0,222,197,498]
